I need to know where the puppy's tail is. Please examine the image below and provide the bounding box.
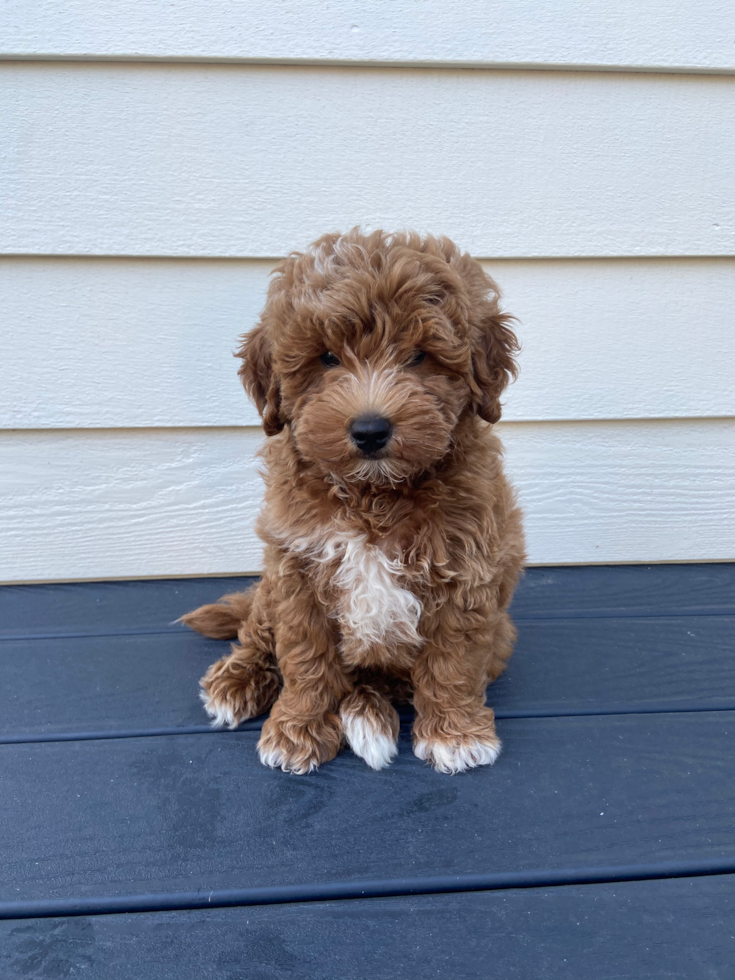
[179,589,255,639]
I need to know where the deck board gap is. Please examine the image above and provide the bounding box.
[4,704,735,745]
[2,606,734,642]
[5,860,735,922]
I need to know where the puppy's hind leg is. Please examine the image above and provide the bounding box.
[200,642,280,730]
[485,610,517,685]
[340,685,400,770]
[199,583,281,729]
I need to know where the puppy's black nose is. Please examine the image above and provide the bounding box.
[349,415,392,454]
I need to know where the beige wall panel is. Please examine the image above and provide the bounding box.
[1,419,732,582]
[2,257,733,428]
[2,64,732,258]
[2,0,733,73]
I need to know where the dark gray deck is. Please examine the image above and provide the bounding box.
[1,565,734,978]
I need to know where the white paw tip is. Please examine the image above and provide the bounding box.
[341,707,398,770]
[257,743,318,775]
[199,687,240,730]
[414,736,502,774]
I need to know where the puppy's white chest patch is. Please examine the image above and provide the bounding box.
[287,528,423,649]
[330,533,422,648]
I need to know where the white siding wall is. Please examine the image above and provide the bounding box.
[1,4,733,581]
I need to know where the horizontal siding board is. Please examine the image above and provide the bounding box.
[2,256,733,428]
[509,419,735,566]
[0,420,732,581]
[0,428,266,582]
[2,64,733,258]
[1,0,734,73]
[0,258,267,429]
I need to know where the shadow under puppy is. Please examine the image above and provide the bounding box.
[183,229,525,774]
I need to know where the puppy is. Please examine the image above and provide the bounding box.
[183,229,525,774]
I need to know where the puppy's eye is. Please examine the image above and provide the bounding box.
[406,350,426,367]
[319,351,341,368]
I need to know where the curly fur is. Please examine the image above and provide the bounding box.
[184,229,525,774]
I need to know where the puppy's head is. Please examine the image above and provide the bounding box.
[238,229,518,485]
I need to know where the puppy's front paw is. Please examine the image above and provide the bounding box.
[413,733,501,773]
[258,711,342,774]
[413,706,502,774]
[340,686,400,770]
[200,655,280,729]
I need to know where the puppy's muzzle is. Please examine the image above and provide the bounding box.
[349,415,392,456]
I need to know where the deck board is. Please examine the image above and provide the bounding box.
[3,713,735,910]
[2,616,734,739]
[2,564,733,638]
[0,576,257,639]
[1,564,733,977]
[3,876,735,980]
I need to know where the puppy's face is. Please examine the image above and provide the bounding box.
[239,231,518,486]
[287,324,467,486]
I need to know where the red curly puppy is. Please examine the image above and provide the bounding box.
[183,229,525,774]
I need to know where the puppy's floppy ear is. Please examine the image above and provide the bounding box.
[470,306,520,423]
[237,322,284,436]
[456,258,519,424]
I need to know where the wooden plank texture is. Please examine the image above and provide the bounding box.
[2,566,733,738]
[508,563,735,620]
[1,565,733,974]
[2,257,733,428]
[3,876,734,980]
[2,0,733,73]
[2,420,733,581]
[2,565,732,635]
[2,616,734,740]
[2,713,735,908]
[0,576,256,637]
[2,64,733,258]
